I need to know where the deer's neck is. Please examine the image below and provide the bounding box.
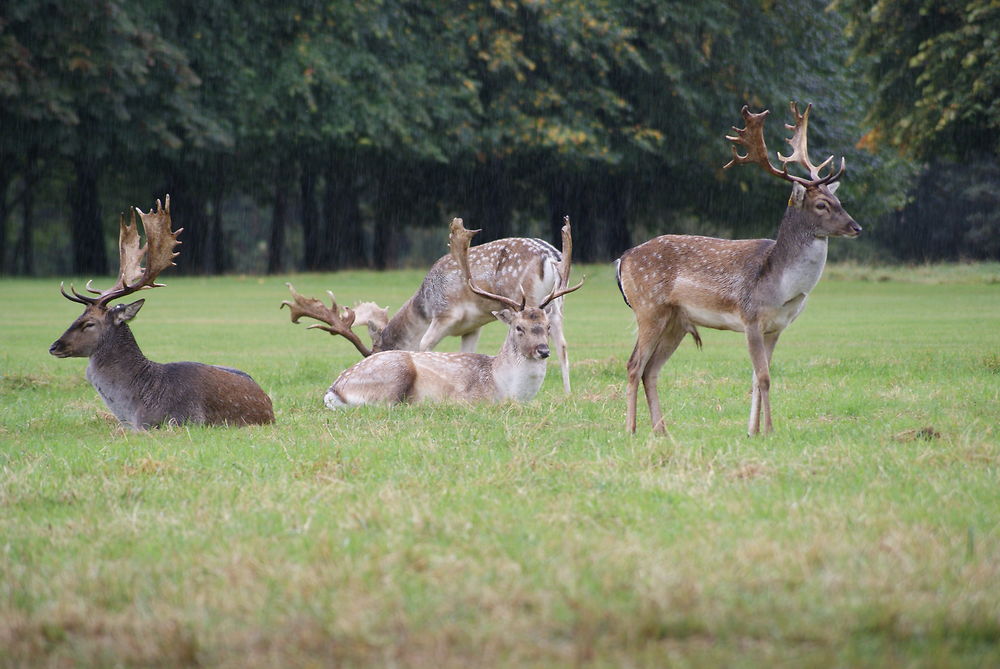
[86,325,156,424]
[88,325,152,371]
[490,339,547,402]
[762,208,829,302]
[380,297,429,351]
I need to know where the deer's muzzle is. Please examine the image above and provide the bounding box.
[49,340,70,358]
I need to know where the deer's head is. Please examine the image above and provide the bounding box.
[495,307,551,360]
[725,102,861,240]
[49,196,180,359]
[49,300,145,358]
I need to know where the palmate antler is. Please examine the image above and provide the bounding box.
[281,283,373,358]
[60,195,182,307]
[724,102,845,187]
[448,216,584,310]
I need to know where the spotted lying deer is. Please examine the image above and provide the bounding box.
[617,102,861,435]
[287,218,582,408]
[49,196,274,429]
[282,220,576,393]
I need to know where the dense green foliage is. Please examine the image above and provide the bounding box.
[0,0,900,275]
[837,0,1000,159]
[835,0,1000,262]
[1,1,998,273]
[2,266,999,665]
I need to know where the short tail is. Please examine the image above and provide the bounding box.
[614,257,631,308]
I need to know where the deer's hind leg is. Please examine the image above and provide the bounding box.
[641,320,687,434]
[545,298,571,394]
[325,353,417,408]
[626,307,673,434]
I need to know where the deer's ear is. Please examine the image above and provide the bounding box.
[367,322,381,340]
[788,182,807,208]
[114,299,145,325]
[826,181,841,195]
[493,309,514,325]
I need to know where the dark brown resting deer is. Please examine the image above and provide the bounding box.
[49,196,275,429]
[616,102,861,436]
[281,220,576,393]
[300,218,582,408]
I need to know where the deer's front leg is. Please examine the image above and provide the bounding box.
[460,328,481,353]
[418,316,461,351]
[745,326,774,436]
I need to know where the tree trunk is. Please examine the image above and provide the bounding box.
[599,173,633,260]
[16,178,34,275]
[267,179,290,274]
[469,158,513,241]
[0,168,9,275]
[69,157,107,276]
[164,167,213,274]
[301,165,320,270]
[323,162,364,269]
[186,196,213,274]
[210,191,228,273]
[372,163,400,270]
[372,205,395,270]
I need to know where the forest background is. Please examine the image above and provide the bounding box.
[1,0,998,277]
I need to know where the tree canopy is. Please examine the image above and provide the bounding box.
[837,0,1000,159]
[1,0,994,274]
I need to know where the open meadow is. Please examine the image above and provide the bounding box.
[2,262,999,667]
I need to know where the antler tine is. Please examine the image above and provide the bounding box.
[448,217,523,311]
[281,283,372,358]
[777,101,844,185]
[539,216,585,309]
[59,282,97,305]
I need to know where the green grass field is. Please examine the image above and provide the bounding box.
[2,263,999,667]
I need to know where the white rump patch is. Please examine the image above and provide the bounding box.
[324,390,347,410]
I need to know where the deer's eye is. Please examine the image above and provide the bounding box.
[81,322,94,330]
[816,201,828,211]
[515,326,524,335]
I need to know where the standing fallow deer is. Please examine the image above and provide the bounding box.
[617,102,861,436]
[281,220,577,392]
[49,196,275,429]
[306,218,582,408]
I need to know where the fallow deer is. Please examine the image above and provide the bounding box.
[617,102,861,436]
[49,196,275,429]
[281,221,576,392]
[294,218,582,408]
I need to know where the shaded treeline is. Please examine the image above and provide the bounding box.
[0,1,995,276]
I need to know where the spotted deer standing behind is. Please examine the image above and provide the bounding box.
[617,103,861,435]
[282,220,576,393]
[293,218,582,408]
[49,196,274,429]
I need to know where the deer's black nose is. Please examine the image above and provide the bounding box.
[536,344,550,359]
